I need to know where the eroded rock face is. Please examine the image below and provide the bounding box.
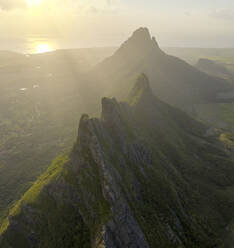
[75,98,150,248]
[1,75,234,248]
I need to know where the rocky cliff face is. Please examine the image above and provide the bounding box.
[1,75,234,248]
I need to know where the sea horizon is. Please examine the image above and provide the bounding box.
[1,36,234,55]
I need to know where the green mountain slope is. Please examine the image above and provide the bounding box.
[0,47,113,220]
[1,75,234,247]
[1,27,232,223]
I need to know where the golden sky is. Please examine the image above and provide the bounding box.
[0,0,233,49]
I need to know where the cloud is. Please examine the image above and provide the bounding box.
[210,8,234,20]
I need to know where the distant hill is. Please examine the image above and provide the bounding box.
[1,75,234,247]
[163,47,234,67]
[195,58,234,80]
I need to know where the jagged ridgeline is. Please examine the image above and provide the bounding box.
[92,28,230,108]
[0,27,232,229]
[1,74,234,248]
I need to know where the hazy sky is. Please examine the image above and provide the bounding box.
[0,0,234,51]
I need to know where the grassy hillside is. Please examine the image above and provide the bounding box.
[1,75,234,247]
[0,48,115,221]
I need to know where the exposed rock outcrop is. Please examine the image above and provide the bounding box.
[1,75,234,248]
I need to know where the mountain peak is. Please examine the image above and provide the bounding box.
[131,27,151,41]
[129,74,153,105]
[135,73,151,91]
[115,27,162,58]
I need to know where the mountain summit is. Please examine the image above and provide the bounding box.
[92,28,230,109]
[115,27,163,58]
[1,75,234,247]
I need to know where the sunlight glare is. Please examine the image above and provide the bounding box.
[36,43,52,54]
[26,0,44,7]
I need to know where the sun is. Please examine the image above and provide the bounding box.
[26,0,44,7]
[36,44,52,54]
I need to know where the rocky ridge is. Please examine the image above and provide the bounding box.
[1,75,234,247]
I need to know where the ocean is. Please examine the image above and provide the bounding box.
[0,36,77,54]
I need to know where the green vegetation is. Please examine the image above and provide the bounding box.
[0,48,109,221]
[1,28,234,225]
[0,145,112,247]
[0,152,93,248]
[2,75,234,247]
[195,102,234,129]
[1,28,234,247]
[0,153,69,234]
